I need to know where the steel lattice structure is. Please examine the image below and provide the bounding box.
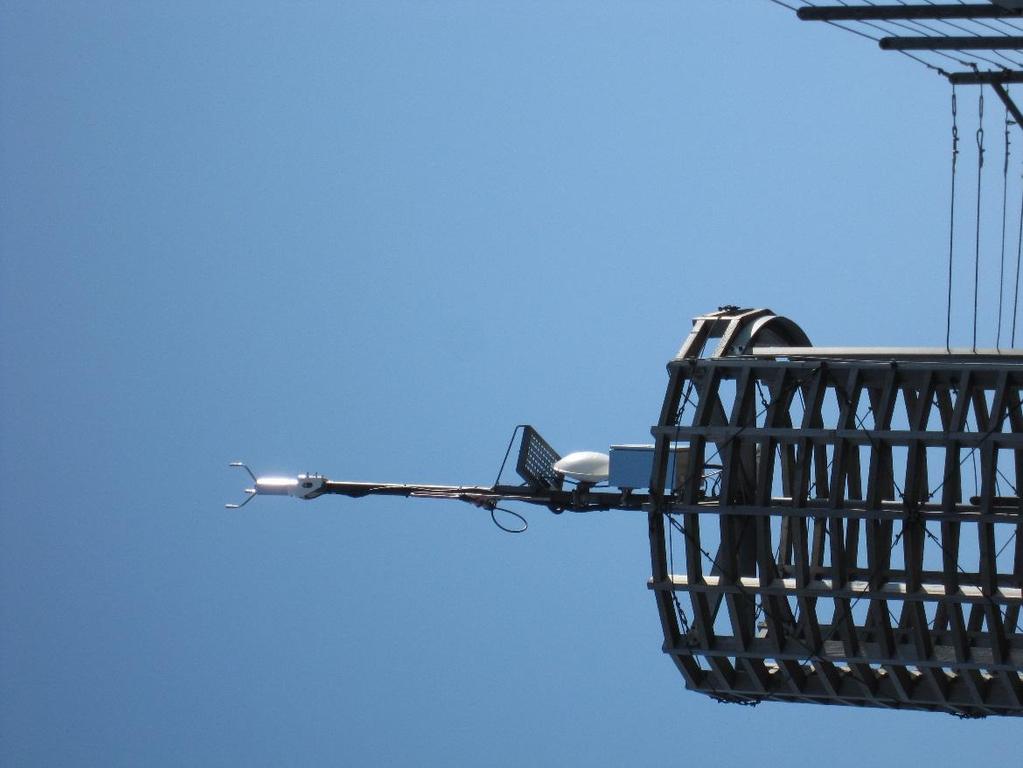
[648,308,1023,716]
[228,307,1023,716]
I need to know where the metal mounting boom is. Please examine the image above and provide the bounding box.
[798,4,1023,22]
[879,35,1023,51]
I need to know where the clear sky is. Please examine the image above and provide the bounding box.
[2,1,1019,765]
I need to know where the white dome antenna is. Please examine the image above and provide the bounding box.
[552,451,610,484]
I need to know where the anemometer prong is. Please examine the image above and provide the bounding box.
[229,461,257,482]
[225,462,259,508]
[224,489,257,509]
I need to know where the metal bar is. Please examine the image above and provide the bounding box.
[344,484,1022,522]
[660,634,1023,674]
[654,424,1023,449]
[798,5,1023,22]
[650,574,1023,606]
[690,688,1006,717]
[862,375,912,702]
[687,682,1016,715]
[879,36,1023,51]
[750,345,1023,360]
[673,362,1023,389]
[899,376,947,701]
[646,363,704,689]
[941,375,971,670]
[950,71,1023,86]
[655,425,1023,451]
[318,481,637,505]
[668,500,1022,525]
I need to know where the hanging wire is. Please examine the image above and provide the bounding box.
[493,424,524,486]
[922,12,1023,70]
[666,514,692,637]
[925,392,1023,503]
[947,84,960,352]
[802,1,981,75]
[998,95,1012,350]
[973,86,986,352]
[969,415,981,500]
[996,528,1018,562]
[819,13,960,75]
[664,367,891,697]
[667,509,904,702]
[920,519,1018,678]
[877,9,1023,71]
[1014,145,1023,346]
[685,366,823,473]
[490,505,528,534]
[487,425,530,533]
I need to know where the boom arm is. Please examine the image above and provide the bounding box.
[225,462,651,513]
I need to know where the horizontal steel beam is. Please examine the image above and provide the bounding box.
[666,500,1022,525]
[686,686,1009,717]
[664,636,1023,674]
[686,676,1017,716]
[798,4,1023,22]
[650,574,1023,606]
[669,358,1023,382]
[949,70,1023,85]
[749,345,1023,360]
[772,564,1023,589]
[653,423,1023,449]
[880,35,1023,51]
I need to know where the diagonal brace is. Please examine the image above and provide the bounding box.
[990,82,1023,130]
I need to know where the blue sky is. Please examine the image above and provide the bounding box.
[2,2,1019,765]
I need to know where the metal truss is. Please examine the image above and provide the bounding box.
[648,308,1023,716]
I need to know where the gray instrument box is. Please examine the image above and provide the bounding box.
[608,444,690,490]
